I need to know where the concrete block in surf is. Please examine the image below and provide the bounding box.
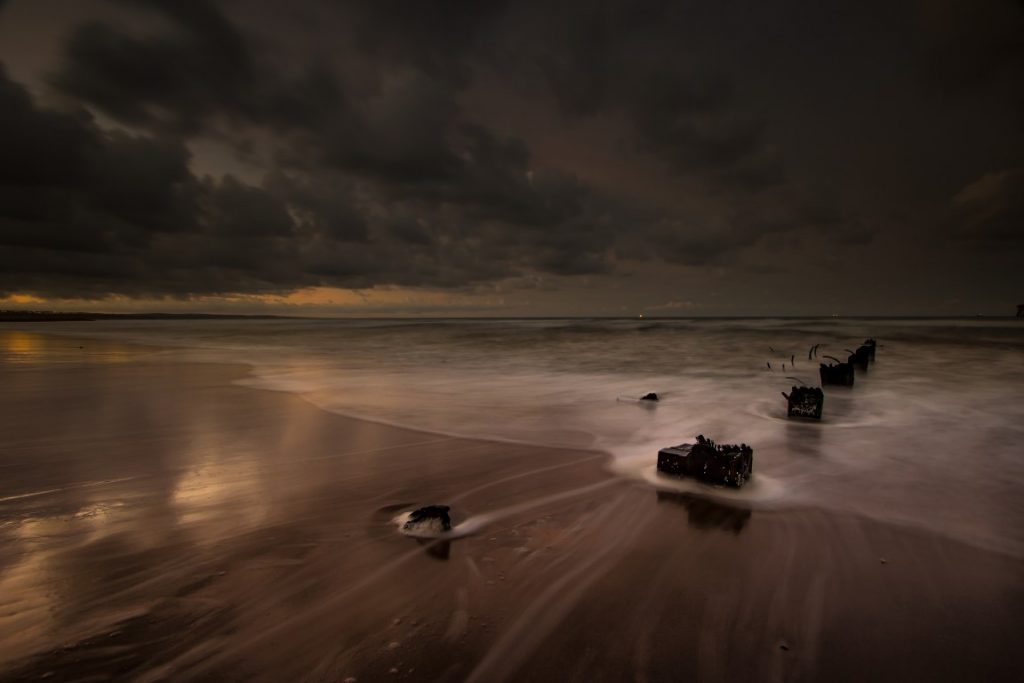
[847,346,872,371]
[820,357,854,386]
[783,385,824,419]
[861,338,877,361]
[657,435,753,488]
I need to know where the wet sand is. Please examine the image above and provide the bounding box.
[0,331,1020,682]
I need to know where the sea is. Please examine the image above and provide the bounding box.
[8,316,1024,558]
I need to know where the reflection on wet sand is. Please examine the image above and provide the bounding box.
[655,491,752,534]
[0,350,625,680]
[0,357,332,671]
[0,330,143,365]
[416,538,452,561]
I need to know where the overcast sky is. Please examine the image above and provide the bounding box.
[0,0,1021,316]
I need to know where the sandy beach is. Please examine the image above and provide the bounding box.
[0,330,1020,682]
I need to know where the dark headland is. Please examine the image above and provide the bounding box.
[0,310,298,322]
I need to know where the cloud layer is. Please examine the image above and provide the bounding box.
[0,0,1021,311]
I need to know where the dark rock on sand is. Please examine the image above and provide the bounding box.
[403,505,452,533]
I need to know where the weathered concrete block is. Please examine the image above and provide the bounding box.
[783,386,823,419]
[657,435,753,487]
[862,338,877,361]
[820,357,854,386]
[848,346,871,371]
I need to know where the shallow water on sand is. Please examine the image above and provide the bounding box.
[0,325,1022,681]
[10,317,1024,557]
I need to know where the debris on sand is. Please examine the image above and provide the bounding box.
[640,392,659,401]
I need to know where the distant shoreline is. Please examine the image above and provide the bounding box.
[0,311,300,322]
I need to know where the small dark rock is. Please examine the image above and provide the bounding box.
[640,392,659,401]
[403,505,451,532]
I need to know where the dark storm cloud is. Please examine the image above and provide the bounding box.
[54,0,257,132]
[0,65,304,297]
[0,60,616,297]
[490,2,786,188]
[3,0,635,297]
[318,73,464,182]
[0,0,1019,306]
[0,65,197,254]
[341,0,506,84]
[266,172,368,243]
[88,133,198,237]
[918,0,1024,96]
[951,169,1024,244]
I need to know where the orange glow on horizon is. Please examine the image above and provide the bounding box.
[1,286,507,313]
[1,294,47,305]
[271,287,471,307]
